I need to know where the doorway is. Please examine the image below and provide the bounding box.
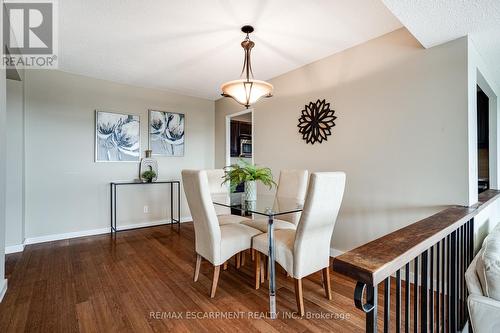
[477,85,489,193]
[225,110,254,193]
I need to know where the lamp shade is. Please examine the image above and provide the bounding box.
[221,79,273,108]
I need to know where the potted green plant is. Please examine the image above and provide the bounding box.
[141,170,157,183]
[223,160,276,201]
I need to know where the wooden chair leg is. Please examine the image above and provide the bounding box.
[322,267,332,300]
[241,251,246,267]
[260,258,265,284]
[194,254,202,282]
[235,253,241,269]
[254,252,260,289]
[266,258,270,281]
[210,265,221,298]
[251,249,255,261]
[223,261,228,271]
[294,278,305,316]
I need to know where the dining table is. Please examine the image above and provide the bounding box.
[211,192,304,319]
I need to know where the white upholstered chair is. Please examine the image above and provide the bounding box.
[205,169,249,226]
[241,169,309,232]
[465,223,500,333]
[182,170,262,297]
[252,172,346,315]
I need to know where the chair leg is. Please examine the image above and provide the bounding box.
[223,261,228,271]
[235,253,241,269]
[322,267,332,300]
[294,278,305,316]
[260,258,265,284]
[254,252,260,289]
[266,258,270,281]
[241,251,246,267]
[194,254,202,282]
[251,249,255,261]
[210,265,221,298]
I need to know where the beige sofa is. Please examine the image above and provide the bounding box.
[465,223,500,333]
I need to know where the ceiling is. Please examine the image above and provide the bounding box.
[58,0,402,100]
[382,0,500,89]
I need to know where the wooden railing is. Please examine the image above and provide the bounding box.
[332,190,500,333]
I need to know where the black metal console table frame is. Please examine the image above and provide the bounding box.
[110,180,181,233]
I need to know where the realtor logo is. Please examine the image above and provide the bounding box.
[2,0,58,68]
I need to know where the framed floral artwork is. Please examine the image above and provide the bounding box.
[95,111,140,162]
[149,110,185,156]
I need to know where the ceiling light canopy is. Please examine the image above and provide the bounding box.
[221,25,273,108]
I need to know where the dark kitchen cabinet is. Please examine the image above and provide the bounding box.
[230,121,240,157]
[239,122,251,136]
[230,120,252,157]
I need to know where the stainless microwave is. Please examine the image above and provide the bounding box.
[240,139,252,157]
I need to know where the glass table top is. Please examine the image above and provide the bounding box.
[211,193,304,217]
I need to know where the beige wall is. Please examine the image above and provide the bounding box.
[6,79,24,248]
[215,28,469,252]
[23,70,214,240]
[0,0,7,296]
[466,38,500,247]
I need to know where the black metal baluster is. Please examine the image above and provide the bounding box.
[447,235,451,333]
[385,277,391,333]
[436,242,440,332]
[460,225,467,329]
[405,263,410,333]
[457,226,461,327]
[464,221,470,324]
[450,231,457,332]
[396,270,401,333]
[414,257,419,333]
[421,250,429,333]
[430,246,434,333]
[469,219,474,262]
[441,238,448,332]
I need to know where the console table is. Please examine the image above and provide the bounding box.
[110,180,181,233]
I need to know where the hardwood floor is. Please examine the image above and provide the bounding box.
[1,223,372,332]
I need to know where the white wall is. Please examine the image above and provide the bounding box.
[5,79,25,250]
[466,38,500,246]
[215,28,470,252]
[0,0,8,299]
[22,70,214,241]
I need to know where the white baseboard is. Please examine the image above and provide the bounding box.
[5,244,25,254]
[24,227,110,245]
[8,217,192,252]
[330,247,345,257]
[0,279,7,303]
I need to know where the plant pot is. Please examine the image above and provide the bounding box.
[244,180,257,201]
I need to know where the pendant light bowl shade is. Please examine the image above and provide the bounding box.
[221,79,273,108]
[220,25,273,108]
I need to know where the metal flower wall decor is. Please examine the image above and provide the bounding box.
[297,99,337,144]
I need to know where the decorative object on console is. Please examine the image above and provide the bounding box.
[95,111,140,162]
[220,25,273,108]
[141,170,157,183]
[222,159,276,201]
[297,99,337,145]
[149,110,185,156]
[139,149,158,182]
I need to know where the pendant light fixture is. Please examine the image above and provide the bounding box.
[221,25,273,108]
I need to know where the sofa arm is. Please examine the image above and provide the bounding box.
[468,294,500,333]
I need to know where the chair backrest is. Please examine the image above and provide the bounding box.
[293,172,346,278]
[182,170,221,264]
[206,169,231,215]
[275,169,309,224]
[465,253,484,296]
